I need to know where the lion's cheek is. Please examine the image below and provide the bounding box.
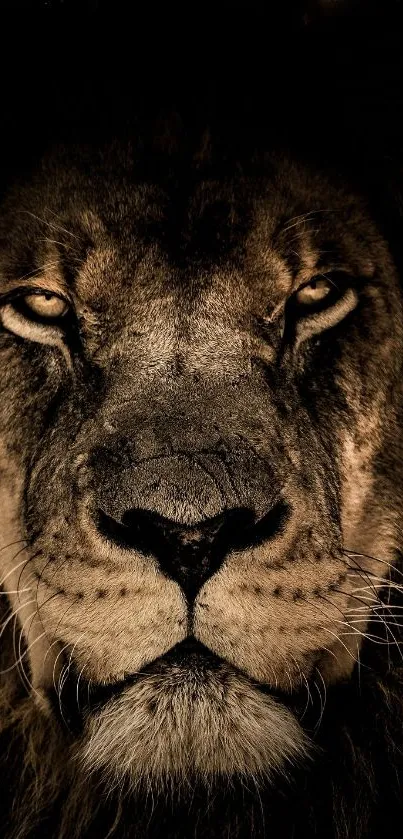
[35,573,187,682]
[194,553,355,689]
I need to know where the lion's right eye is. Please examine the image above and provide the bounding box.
[22,292,69,320]
[0,289,72,348]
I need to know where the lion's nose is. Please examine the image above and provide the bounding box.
[97,501,290,600]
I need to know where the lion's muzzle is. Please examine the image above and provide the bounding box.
[89,393,289,600]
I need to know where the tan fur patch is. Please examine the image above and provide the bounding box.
[82,662,308,784]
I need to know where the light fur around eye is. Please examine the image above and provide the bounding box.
[0,302,66,345]
[295,286,358,347]
[287,272,358,347]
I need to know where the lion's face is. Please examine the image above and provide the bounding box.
[1,146,402,786]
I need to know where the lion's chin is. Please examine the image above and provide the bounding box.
[80,657,308,786]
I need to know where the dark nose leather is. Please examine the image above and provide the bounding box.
[97,500,290,600]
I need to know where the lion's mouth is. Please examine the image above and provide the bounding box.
[50,638,220,731]
[51,637,303,738]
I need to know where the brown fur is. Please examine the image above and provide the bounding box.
[1,141,403,837]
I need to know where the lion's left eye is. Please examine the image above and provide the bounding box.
[295,277,333,307]
[286,271,358,342]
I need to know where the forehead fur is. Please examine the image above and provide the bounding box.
[0,147,386,369]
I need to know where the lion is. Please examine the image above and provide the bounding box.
[0,136,403,839]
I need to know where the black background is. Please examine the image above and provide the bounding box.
[0,0,403,259]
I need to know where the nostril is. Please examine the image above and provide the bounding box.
[96,509,129,547]
[96,507,165,554]
[95,499,291,601]
[229,499,291,551]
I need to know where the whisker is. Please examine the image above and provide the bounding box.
[10,260,61,285]
[0,598,37,643]
[2,624,47,677]
[320,626,360,664]
[299,671,314,721]
[351,578,403,594]
[19,209,82,241]
[343,549,403,581]
[313,668,327,733]
[347,617,403,628]
[0,547,32,591]
[16,550,43,599]
[278,209,337,236]
[0,538,27,554]
[75,655,93,717]
[55,645,81,732]
[332,585,403,655]
[51,641,71,694]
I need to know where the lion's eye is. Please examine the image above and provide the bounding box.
[295,277,333,307]
[0,289,72,349]
[286,271,358,343]
[22,292,69,320]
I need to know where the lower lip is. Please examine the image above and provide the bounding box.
[53,639,302,734]
[53,639,221,728]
